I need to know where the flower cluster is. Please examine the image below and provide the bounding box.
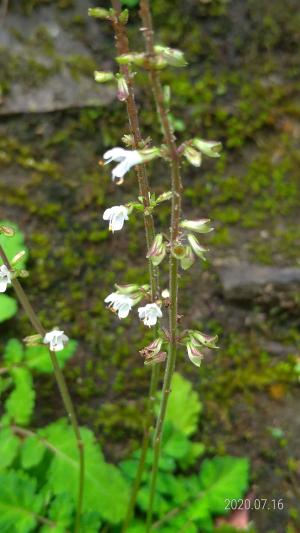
[184,330,218,367]
[104,285,163,328]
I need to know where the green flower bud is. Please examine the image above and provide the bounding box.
[183,145,202,167]
[187,234,207,260]
[88,7,110,19]
[115,283,140,294]
[138,146,161,163]
[186,342,203,367]
[116,74,129,101]
[154,45,187,67]
[192,138,222,158]
[156,191,172,203]
[190,331,219,349]
[119,9,129,25]
[147,234,166,266]
[94,71,115,83]
[0,225,15,237]
[180,219,213,234]
[180,246,195,270]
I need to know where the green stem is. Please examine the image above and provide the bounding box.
[139,2,183,530]
[0,245,84,533]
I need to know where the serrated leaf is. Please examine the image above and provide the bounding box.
[40,494,73,533]
[162,373,202,436]
[21,435,46,469]
[163,425,191,460]
[3,339,24,364]
[41,419,129,524]
[80,511,102,533]
[24,340,77,373]
[189,456,249,520]
[0,295,17,323]
[0,427,20,469]
[0,470,43,533]
[5,368,35,425]
[0,221,28,268]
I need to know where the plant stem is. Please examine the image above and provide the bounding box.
[109,4,161,529]
[0,245,84,533]
[139,1,183,530]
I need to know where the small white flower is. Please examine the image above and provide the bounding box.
[43,329,69,352]
[138,303,162,327]
[103,205,129,232]
[105,292,133,319]
[0,265,11,293]
[103,147,143,183]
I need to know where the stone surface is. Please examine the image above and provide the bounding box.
[0,2,115,114]
[217,262,300,302]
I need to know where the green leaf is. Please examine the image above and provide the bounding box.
[0,470,43,533]
[121,0,139,7]
[189,456,249,520]
[24,340,77,373]
[163,373,202,436]
[0,221,28,268]
[80,512,102,533]
[162,425,191,460]
[0,427,20,469]
[3,339,24,364]
[0,295,17,323]
[40,494,73,533]
[5,368,35,425]
[21,435,46,469]
[41,419,129,524]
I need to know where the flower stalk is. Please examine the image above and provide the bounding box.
[139,1,184,530]
[109,2,162,529]
[0,244,84,533]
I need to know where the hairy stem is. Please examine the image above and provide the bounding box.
[0,245,84,533]
[109,3,161,529]
[139,1,183,530]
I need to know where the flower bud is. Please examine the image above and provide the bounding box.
[192,138,222,158]
[190,331,219,349]
[88,7,111,19]
[138,147,161,163]
[187,234,207,260]
[0,225,15,237]
[180,219,213,234]
[23,333,42,346]
[156,191,172,203]
[116,74,129,102]
[186,342,203,367]
[140,338,163,359]
[147,234,166,266]
[94,71,115,83]
[180,246,195,270]
[183,146,202,167]
[115,283,140,295]
[144,351,166,366]
[119,9,129,25]
[154,45,187,67]
[11,250,26,266]
[116,53,145,66]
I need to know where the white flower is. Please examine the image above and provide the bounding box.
[103,147,143,183]
[105,292,133,319]
[138,303,162,327]
[0,265,11,293]
[43,329,69,352]
[103,205,129,232]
